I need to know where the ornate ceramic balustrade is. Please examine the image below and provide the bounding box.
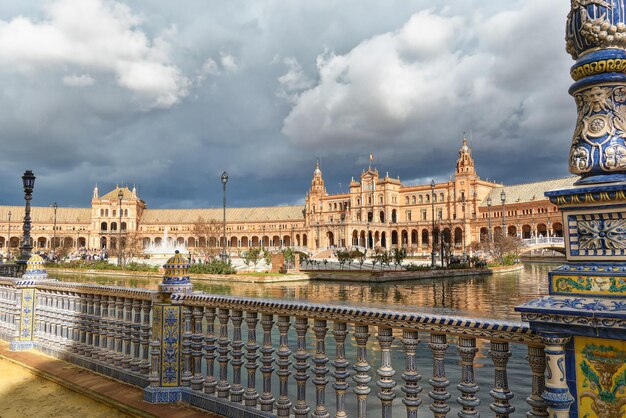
[165,293,547,417]
[0,277,156,387]
[0,275,549,417]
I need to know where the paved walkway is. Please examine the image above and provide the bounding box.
[0,342,221,418]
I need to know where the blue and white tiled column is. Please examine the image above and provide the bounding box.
[516,2,626,417]
[144,251,193,403]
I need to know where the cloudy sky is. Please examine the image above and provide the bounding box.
[0,0,574,209]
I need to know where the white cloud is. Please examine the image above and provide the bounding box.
[281,1,571,151]
[220,52,238,73]
[62,73,95,87]
[0,0,189,108]
[276,57,314,103]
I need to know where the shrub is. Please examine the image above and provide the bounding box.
[188,259,236,275]
[403,263,432,271]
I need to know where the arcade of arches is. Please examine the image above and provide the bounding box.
[0,141,573,256]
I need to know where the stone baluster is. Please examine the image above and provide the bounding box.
[312,319,329,418]
[114,296,125,366]
[401,329,422,418]
[191,306,205,390]
[275,315,292,416]
[259,313,275,412]
[457,337,479,417]
[216,308,231,398]
[376,326,396,418]
[70,292,80,353]
[293,317,311,418]
[539,334,573,417]
[149,323,161,387]
[428,333,450,418]
[83,294,94,358]
[181,306,193,387]
[77,294,88,355]
[203,307,218,394]
[353,324,372,418]
[122,298,133,370]
[489,340,515,417]
[99,295,109,361]
[332,321,349,418]
[525,345,548,417]
[230,310,245,402]
[106,296,116,364]
[139,300,152,375]
[130,299,142,372]
[92,294,101,359]
[244,311,260,408]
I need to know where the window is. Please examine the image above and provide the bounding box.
[405,196,409,204]
[412,195,416,204]
[407,210,412,221]
[433,194,437,203]
[421,210,427,221]
[437,209,443,220]
[440,192,444,202]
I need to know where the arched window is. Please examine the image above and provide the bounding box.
[405,196,409,204]
[412,195,416,204]
[426,195,430,203]
[433,194,437,203]
[379,195,383,204]
[440,192,444,201]
[100,222,107,231]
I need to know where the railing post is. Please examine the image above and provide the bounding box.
[216,308,231,398]
[428,333,450,418]
[275,315,292,416]
[353,324,371,418]
[230,309,245,402]
[190,306,205,391]
[489,340,515,417]
[244,311,260,407]
[456,336,479,417]
[293,316,311,417]
[401,329,421,418]
[539,334,573,418]
[312,318,330,418]
[526,344,548,417]
[181,306,193,387]
[376,326,396,418]
[204,307,218,394]
[332,321,349,418]
[259,313,275,412]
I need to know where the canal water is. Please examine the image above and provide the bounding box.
[49,263,556,416]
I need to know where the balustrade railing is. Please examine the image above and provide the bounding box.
[0,276,547,417]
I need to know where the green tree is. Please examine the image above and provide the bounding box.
[392,247,407,269]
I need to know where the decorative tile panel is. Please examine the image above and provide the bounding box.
[566,212,626,259]
[551,274,626,297]
[575,336,626,417]
[19,289,35,341]
[160,305,181,387]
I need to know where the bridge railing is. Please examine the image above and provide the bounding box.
[0,276,548,417]
[522,237,564,246]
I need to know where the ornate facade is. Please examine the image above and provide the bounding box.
[0,139,572,256]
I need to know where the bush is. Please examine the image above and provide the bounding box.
[46,260,158,272]
[403,263,432,271]
[188,259,236,275]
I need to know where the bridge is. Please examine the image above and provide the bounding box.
[520,237,565,254]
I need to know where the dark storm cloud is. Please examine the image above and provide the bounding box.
[0,0,574,209]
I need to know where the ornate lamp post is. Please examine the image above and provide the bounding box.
[52,202,58,257]
[7,210,11,261]
[431,179,436,268]
[487,197,492,244]
[500,190,506,238]
[19,170,36,264]
[221,171,228,262]
[117,189,123,266]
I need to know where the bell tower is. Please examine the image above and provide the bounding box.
[455,135,475,176]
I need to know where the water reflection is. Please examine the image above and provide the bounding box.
[51,263,555,320]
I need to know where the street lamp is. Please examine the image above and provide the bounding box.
[431,179,436,268]
[19,170,36,264]
[221,171,229,262]
[7,210,11,261]
[500,190,507,237]
[51,202,58,259]
[118,189,123,266]
[487,197,492,243]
